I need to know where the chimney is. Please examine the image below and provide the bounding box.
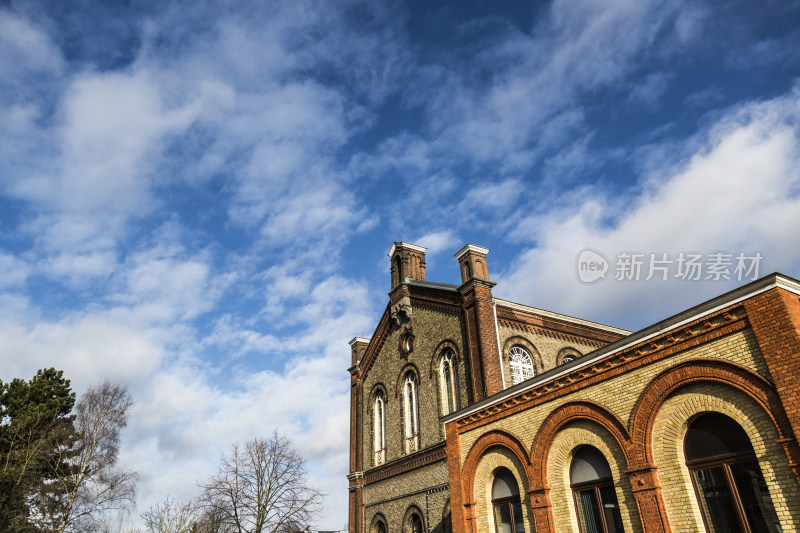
[454,243,490,283]
[454,244,502,399]
[349,337,370,368]
[388,242,427,290]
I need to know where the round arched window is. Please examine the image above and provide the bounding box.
[685,413,780,532]
[508,346,535,385]
[492,468,524,533]
[570,446,624,533]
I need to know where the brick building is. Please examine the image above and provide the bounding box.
[348,242,800,533]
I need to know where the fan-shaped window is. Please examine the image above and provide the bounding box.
[685,413,780,533]
[403,373,419,454]
[373,391,386,466]
[492,468,524,533]
[561,355,576,365]
[509,346,535,385]
[570,446,624,533]
[440,350,458,415]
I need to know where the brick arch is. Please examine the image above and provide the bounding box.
[556,347,582,366]
[502,335,544,371]
[395,362,421,398]
[429,339,460,377]
[460,429,533,508]
[628,359,798,470]
[529,401,632,487]
[401,504,425,533]
[368,382,388,405]
[368,512,387,533]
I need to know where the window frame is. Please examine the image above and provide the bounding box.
[570,478,623,533]
[508,346,535,385]
[683,412,782,533]
[491,495,524,533]
[439,350,458,415]
[686,449,778,533]
[373,390,386,466]
[403,372,420,454]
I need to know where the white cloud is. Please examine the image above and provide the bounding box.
[0,9,64,77]
[0,253,29,288]
[498,89,800,329]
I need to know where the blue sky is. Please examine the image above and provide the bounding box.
[1,0,799,528]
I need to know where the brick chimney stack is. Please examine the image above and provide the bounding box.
[454,243,502,399]
[388,242,427,290]
[455,243,491,282]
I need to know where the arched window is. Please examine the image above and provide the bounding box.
[403,372,420,453]
[373,390,386,466]
[684,412,780,532]
[561,355,576,364]
[409,513,423,533]
[570,446,624,533]
[492,468,524,533]
[509,346,535,385]
[440,350,458,415]
[371,516,387,533]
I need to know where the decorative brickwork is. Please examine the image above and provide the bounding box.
[744,287,800,457]
[529,401,631,485]
[546,422,641,533]
[627,359,799,473]
[651,383,800,531]
[364,442,447,485]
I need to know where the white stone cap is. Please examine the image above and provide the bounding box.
[454,243,490,260]
[349,336,371,346]
[388,242,428,257]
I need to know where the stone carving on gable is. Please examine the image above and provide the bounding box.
[399,327,415,358]
[391,295,413,326]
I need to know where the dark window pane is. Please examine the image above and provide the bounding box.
[512,500,525,533]
[693,467,744,533]
[493,468,521,499]
[730,460,782,533]
[494,502,513,533]
[571,446,613,484]
[685,413,754,462]
[577,489,603,533]
[598,486,625,533]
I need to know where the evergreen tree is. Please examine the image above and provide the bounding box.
[0,368,76,532]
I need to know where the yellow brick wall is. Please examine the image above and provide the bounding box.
[459,327,769,464]
[456,326,800,531]
[470,446,534,533]
[546,421,642,533]
[652,382,800,532]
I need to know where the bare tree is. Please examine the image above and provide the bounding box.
[36,381,137,533]
[142,497,198,533]
[198,432,323,533]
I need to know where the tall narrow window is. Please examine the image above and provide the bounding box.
[685,412,781,533]
[570,446,624,533]
[404,373,420,453]
[509,346,535,385]
[492,468,524,533]
[373,391,386,466]
[440,350,458,415]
